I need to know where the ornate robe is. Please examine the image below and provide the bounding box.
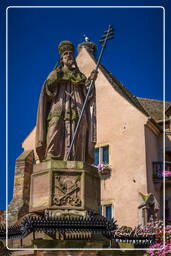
[35,66,96,163]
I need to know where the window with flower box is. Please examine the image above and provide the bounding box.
[95,145,109,165]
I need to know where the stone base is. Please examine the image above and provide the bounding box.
[11,248,145,256]
[29,160,100,214]
[36,251,98,256]
[33,237,109,249]
[12,251,35,256]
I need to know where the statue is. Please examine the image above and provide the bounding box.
[35,41,97,163]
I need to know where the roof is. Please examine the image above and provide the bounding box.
[85,48,171,124]
[166,105,171,117]
[137,98,171,122]
[84,48,150,118]
[99,64,149,117]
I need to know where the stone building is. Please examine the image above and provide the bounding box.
[2,41,171,254]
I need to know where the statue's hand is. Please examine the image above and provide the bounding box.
[47,79,56,91]
[46,70,58,92]
[89,70,98,81]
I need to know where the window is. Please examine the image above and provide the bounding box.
[106,205,112,220]
[100,204,113,220]
[98,207,102,216]
[95,148,99,166]
[95,145,109,165]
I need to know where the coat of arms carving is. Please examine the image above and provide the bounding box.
[53,173,82,207]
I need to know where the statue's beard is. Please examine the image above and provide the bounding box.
[66,59,76,69]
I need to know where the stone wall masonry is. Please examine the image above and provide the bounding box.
[36,251,98,256]
[0,210,6,224]
[11,249,145,256]
[8,150,34,225]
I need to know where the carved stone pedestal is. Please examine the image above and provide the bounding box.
[29,159,100,214]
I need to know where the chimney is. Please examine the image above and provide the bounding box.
[78,41,96,57]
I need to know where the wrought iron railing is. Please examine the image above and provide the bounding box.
[152,161,171,179]
[0,215,155,247]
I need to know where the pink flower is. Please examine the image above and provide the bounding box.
[93,163,111,172]
[143,223,171,256]
[162,170,171,177]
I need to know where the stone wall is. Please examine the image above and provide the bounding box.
[0,210,6,224]
[11,249,145,256]
[8,150,34,225]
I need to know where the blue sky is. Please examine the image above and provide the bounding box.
[0,0,171,210]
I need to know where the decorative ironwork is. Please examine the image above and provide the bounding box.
[1,214,116,240]
[0,241,13,256]
[0,214,155,246]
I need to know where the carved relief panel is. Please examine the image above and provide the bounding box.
[52,172,82,207]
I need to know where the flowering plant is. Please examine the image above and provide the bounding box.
[93,163,112,175]
[143,221,171,256]
[154,170,171,179]
[163,170,171,177]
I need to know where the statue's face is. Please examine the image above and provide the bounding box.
[62,51,74,67]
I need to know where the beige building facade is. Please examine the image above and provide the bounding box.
[11,43,171,228]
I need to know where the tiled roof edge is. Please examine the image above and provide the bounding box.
[137,97,171,105]
[84,50,163,132]
[85,50,149,117]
